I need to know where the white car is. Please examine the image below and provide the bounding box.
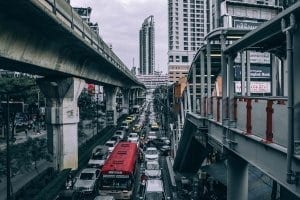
[105,140,117,153]
[88,145,108,168]
[144,147,159,162]
[147,131,158,141]
[74,168,100,194]
[145,161,161,179]
[114,130,125,140]
[128,132,139,143]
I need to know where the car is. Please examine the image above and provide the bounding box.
[150,123,159,131]
[125,116,133,124]
[110,136,120,143]
[144,161,161,179]
[133,124,142,133]
[142,179,166,200]
[73,168,100,194]
[147,131,158,142]
[160,137,171,145]
[88,145,109,168]
[121,121,129,130]
[114,130,125,140]
[105,140,117,153]
[160,145,171,156]
[144,147,159,162]
[94,195,115,200]
[127,132,139,144]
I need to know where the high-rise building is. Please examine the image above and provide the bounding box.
[139,16,155,75]
[168,0,210,84]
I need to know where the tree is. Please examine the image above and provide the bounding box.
[0,76,39,138]
[78,89,95,120]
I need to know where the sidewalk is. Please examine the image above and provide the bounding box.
[0,129,47,150]
[0,160,52,200]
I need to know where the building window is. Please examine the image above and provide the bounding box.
[182,56,188,63]
[169,56,173,62]
[175,56,180,62]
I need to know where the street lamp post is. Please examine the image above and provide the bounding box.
[96,93,99,135]
[6,94,11,200]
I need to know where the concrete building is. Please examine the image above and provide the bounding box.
[167,0,210,84]
[139,16,155,75]
[73,7,99,34]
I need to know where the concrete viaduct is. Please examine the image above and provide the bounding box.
[0,0,145,170]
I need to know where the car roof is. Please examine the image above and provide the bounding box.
[146,147,157,151]
[146,179,164,192]
[147,160,159,165]
[81,168,98,173]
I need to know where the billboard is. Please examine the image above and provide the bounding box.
[234,52,270,64]
[233,19,262,30]
[235,81,271,93]
[234,65,271,80]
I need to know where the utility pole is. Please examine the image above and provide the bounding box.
[6,94,11,200]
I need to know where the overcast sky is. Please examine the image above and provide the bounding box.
[70,0,168,74]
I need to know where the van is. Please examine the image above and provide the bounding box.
[144,179,166,200]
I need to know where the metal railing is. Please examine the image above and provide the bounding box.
[197,96,288,147]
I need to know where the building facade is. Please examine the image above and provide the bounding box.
[139,16,155,75]
[167,0,210,84]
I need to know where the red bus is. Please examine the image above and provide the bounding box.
[99,142,138,199]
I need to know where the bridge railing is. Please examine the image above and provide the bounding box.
[36,0,137,83]
[203,96,288,147]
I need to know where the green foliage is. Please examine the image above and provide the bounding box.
[0,137,48,178]
[78,89,95,120]
[0,76,40,104]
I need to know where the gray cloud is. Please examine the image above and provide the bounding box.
[71,0,168,74]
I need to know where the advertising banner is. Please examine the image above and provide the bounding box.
[234,65,271,79]
[235,81,271,93]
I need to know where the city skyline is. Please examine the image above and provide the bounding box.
[70,0,168,74]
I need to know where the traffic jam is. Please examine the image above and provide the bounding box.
[56,94,172,200]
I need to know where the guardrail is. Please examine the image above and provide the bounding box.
[203,96,288,147]
[36,0,139,84]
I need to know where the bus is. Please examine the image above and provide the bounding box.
[99,142,138,199]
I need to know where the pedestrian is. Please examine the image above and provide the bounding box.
[25,128,28,137]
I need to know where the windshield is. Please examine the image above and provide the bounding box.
[129,134,137,138]
[105,143,114,147]
[91,153,104,160]
[145,192,163,200]
[146,163,159,170]
[145,150,158,155]
[79,172,94,180]
[101,177,132,190]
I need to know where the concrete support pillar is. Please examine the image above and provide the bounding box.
[200,51,205,117]
[221,34,228,124]
[105,86,117,126]
[228,55,236,127]
[180,98,185,125]
[207,41,212,118]
[37,77,85,170]
[271,54,278,96]
[246,51,251,96]
[187,83,192,113]
[241,51,246,96]
[227,154,248,200]
[184,91,188,115]
[122,89,130,114]
[192,64,197,113]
